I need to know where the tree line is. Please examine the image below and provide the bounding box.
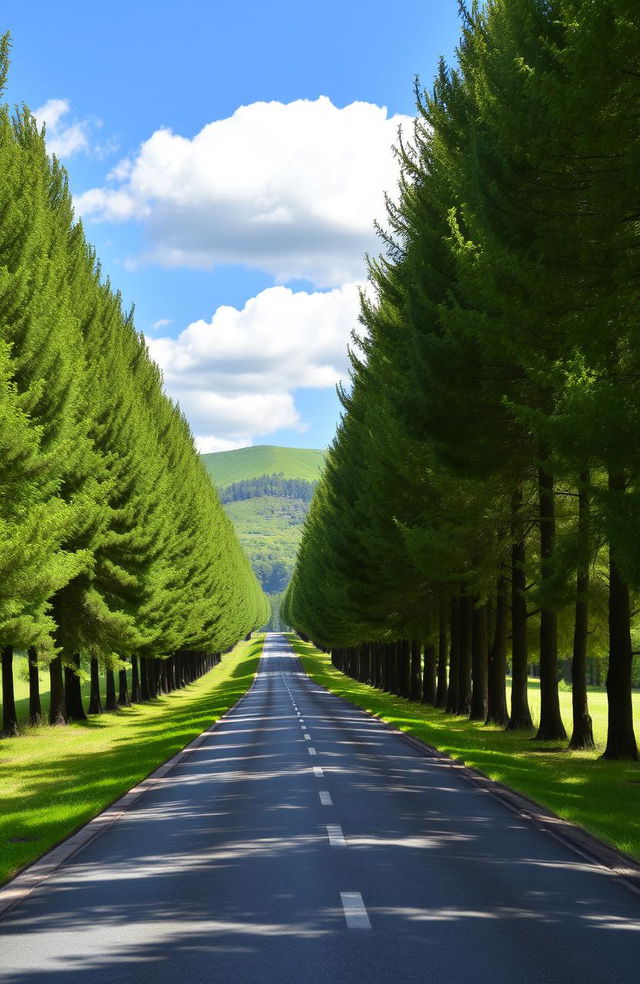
[218,474,317,505]
[283,0,640,759]
[0,36,269,736]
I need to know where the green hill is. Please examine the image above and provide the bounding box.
[201,445,325,486]
[200,445,325,628]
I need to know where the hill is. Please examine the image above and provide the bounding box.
[201,445,325,486]
[201,445,326,628]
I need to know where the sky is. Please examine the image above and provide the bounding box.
[2,1,463,452]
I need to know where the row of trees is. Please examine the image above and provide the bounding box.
[0,36,268,736]
[284,0,640,759]
[218,474,317,505]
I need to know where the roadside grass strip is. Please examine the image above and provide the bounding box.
[0,635,265,886]
[291,636,640,861]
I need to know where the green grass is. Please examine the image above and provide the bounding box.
[201,444,325,486]
[0,635,265,886]
[292,636,640,860]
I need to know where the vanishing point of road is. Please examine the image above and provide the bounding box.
[1,633,639,983]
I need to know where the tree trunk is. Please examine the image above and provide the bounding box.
[130,654,141,702]
[457,594,473,716]
[119,666,130,706]
[65,653,87,721]
[603,471,638,759]
[422,643,437,705]
[569,475,594,750]
[105,668,118,712]
[49,655,68,725]
[446,596,460,713]
[399,640,411,698]
[1,646,18,736]
[88,657,102,714]
[28,647,42,725]
[410,641,422,701]
[470,601,488,721]
[140,656,150,700]
[536,467,567,741]
[507,489,533,730]
[486,574,509,726]
[435,600,448,708]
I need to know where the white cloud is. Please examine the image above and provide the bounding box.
[34,98,91,158]
[76,96,410,286]
[148,282,362,449]
[150,318,173,331]
[33,99,116,160]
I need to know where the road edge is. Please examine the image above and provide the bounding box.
[0,646,265,921]
[296,652,640,898]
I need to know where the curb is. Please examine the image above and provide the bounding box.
[296,653,640,898]
[0,649,264,921]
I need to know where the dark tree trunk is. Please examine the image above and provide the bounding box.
[603,471,638,760]
[130,654,141,702]
[140,657,150,700]
[28,646,42,725]
[105,668,118,712]
[399,640,411,698]
[486,574,509,726]
[88,657,102,714]
[507,489,533,731]
[64,653,87,721]
[410,641,422,701]
[49,655,68,725]
[457,594,473,716]
[119,666,130,706]
[422,643,437,705]
[446,596,460,713]
[435,600,448,708]
[470,601,488,721]
[1,646,18,736]
[536,467,567,741]
[569,475,594,750]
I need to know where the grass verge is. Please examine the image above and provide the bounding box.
[292,636,640,861]
[0,634,264,886]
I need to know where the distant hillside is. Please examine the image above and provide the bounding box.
[200,445,325,628]
[201,445,325,487]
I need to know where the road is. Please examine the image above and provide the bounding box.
[1,633,639,983]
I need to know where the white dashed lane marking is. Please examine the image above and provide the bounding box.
[313,766,324,778]
[319,791,333,806]
[341,892,371,930]
[327,825,346,847]
[308,747,317,756]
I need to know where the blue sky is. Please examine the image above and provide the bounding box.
[3,1,462,451]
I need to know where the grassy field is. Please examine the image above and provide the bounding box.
[0,635,264,886]
[292,636,640,860]
[201,444,325,486]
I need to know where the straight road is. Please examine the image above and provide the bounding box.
[1,633,639,982]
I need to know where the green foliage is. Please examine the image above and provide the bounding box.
[285,0,640,758]
[218,473,317,505]
[0,42,269,732]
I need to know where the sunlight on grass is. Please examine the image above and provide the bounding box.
[0,635,264,886]
[292,636,640,861]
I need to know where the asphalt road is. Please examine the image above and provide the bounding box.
[1,632,639,983]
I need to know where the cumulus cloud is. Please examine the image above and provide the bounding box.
[147,282,362,449]
[76,97,410,286]
[34,98,90,158]
[34,99,117,161]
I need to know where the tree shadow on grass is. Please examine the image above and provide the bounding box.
[0,652,262,884]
